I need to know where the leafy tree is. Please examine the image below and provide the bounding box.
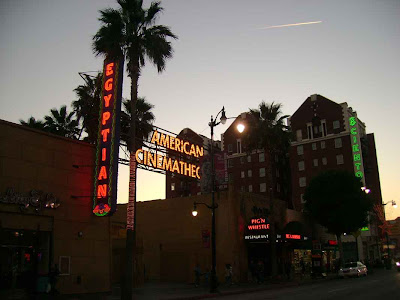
[244,101,292,277]
[92,0,177,295]
[44,105,79,139]
[72,73,103,143]
[304,170,373,266]
[19,117,47,131]
[120,97,155,150]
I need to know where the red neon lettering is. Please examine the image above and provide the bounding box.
[105,78,113,91]
[286,234,301,240]
[101,128,110,142]
[102,148,107,161]
[98,166,108,180]
[251,218,266,224]
[104,94,112,107]
[105,62,114,76]
[102,112,110,125]
[97,184,107,198]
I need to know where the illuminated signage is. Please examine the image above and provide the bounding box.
[286,234,301,240]
[245,234,268,240]
[135,130,204,179]
[328,240,338,245]
[247,218,270,230]
[93,58,124,217]
[349,116,365,184]
[360,226,369,231]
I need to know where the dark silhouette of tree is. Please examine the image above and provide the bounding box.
[19,117,47,131]
[244,101,291,277]
[304,170,373,266]
[44,105,79,139]
[120,97,155,150]
[72,73,103,143]
[92,0,177,295]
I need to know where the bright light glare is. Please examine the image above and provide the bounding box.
[237,124,245,133]
[192,210,198,217]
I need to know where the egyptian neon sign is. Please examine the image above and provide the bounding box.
[247,218,270,230]
[135,130,204,179]
[93,58,124,217]
[286,234,301,240]
[349,116,365,182]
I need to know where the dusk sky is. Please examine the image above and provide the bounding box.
[1,0,399,219]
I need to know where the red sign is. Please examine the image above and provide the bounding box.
[286,234,301,240]
[93,58,124,216]
[328,240,338,245]
[247,218,270,230]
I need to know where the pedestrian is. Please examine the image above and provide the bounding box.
[194,264,201,287]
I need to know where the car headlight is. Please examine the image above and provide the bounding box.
[357,269,361,273]
[339,268,343,272]
[396,262,400,267]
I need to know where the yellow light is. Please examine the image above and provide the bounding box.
[192,210,198,217]
[237,124,245,133]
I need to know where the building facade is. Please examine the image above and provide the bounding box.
[0,120,112,295]
[288,94,383,262]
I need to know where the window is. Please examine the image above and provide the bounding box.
[260,183,267,192]
[276,183,281,193]
[259,168,266,177]
[240,156,245,164]
[313,126,319,135]
[228,144,233,153]
[298,161,305,171]
[276,169,280,178]
[259,152,265,162]
[313,159,318,167]
[322,157,327,165]
[237,139,242,154]
[299,177,306,187]
[247,155,251,163]
[241,171,245,178]
[312,143,317,150]
[248,185,253,192]
[307,123,313,139]
[333,120,340,129]
[228,159,233,168]
[248,170,252,177]
[171,183,175,191]
[321,120,327,136]
[336,154,344,165]
[321,141,326,149]
[297,145,304,155]
[296,129,302,142]
[301,194,305,203]
[335,138,342,148]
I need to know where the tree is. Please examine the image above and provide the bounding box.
[19,117,47,131]
[304,170,373,266]
[72,73,103,143]
[120,97,155,150]
[44,105,79,139]
[92,0,177,296]
[244,101,291,277]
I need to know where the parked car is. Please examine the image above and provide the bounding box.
[338,261,368,278]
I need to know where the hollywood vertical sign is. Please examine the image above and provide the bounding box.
[93,58,124,216]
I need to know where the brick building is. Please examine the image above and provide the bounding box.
[288,94,383,262]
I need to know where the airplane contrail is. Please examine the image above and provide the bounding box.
[259,21,322,30]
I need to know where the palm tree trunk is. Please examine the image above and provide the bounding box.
[124,63,139,299]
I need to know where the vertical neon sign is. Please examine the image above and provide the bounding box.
[93,58,124,216]
[349,116,365,185]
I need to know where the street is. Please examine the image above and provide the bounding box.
[207,269,400,300]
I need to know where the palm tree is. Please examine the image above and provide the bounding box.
[72,73,103,143]
[19,117,47,131]
[44,105,80,139]
[92,0,177,295]
[120,97,155,149]
[245,101,291,278]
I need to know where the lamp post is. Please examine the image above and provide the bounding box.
[382,200,397,269]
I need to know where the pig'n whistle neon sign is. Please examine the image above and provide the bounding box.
[93,58,123,217]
